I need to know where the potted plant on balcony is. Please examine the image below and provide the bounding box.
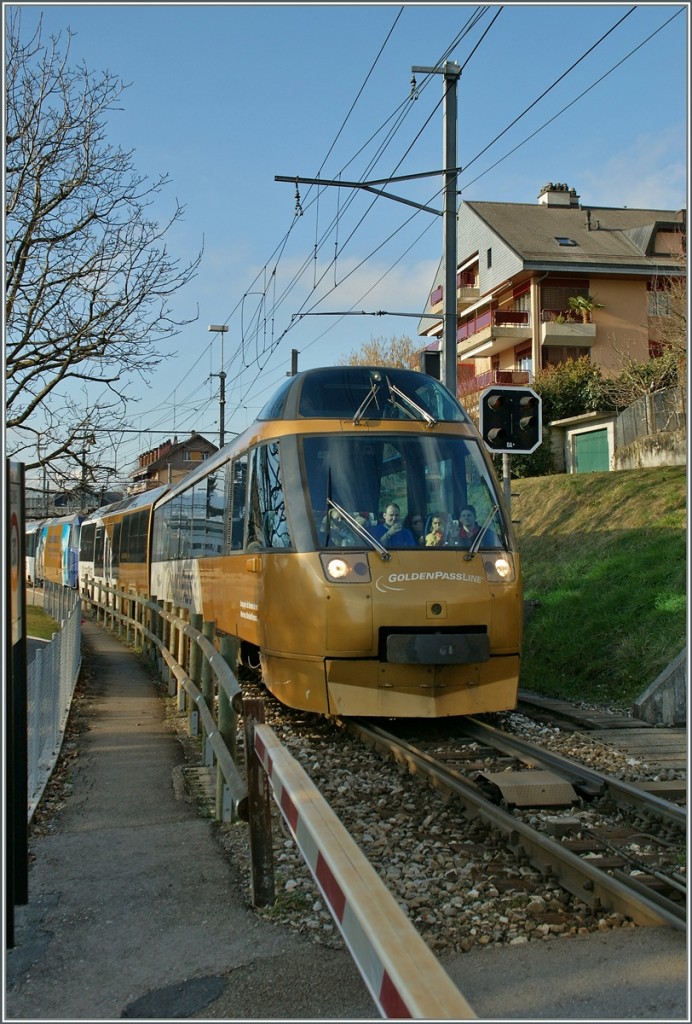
[567,294,604,324]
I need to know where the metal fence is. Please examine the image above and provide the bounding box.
[27,582,82,821]
[615,385,686,448]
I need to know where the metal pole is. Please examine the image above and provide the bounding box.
[502,453,511,517]
[219,371,226,447]
[208,325,229,448]
[442,62,461,397]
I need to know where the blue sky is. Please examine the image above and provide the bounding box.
[9,2,690,486]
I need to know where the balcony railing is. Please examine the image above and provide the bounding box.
[428,271,480,310]
[458,369,531,398]
[457,309,530,343]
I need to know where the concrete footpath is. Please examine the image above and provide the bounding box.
[4,621,688,1021]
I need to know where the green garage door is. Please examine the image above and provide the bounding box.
[574,429,609,473]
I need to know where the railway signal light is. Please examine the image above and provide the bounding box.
[479,386,542,454]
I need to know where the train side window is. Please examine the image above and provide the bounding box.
[112,520,122,574]
[228,455,248,551]
[191,480,207,555]
[169,493,185,561]
[94,525,105,574]
[156,500,174,561]
[247,442,292,549]
[179,487,194,557]
[206,471,224,555]
[79,522,95,561]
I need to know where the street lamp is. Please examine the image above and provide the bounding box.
[208,325,229,447]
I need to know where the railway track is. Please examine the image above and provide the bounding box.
[342,717,686,932]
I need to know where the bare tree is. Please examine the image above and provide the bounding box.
[648,261,687,375]
[599,257,687,410]
[338,334,422,369]
[5,12,203,482]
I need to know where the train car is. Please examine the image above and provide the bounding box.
[148,365,524,719]
[26,519,47,585]
[78,485,169,597]
[41,513,84,588]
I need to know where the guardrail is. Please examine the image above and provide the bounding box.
[80,578,477,1019]
[81,577,247,822]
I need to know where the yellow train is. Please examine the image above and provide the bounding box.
[81,366,524,718]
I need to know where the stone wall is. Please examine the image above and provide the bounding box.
[613,429,687,470]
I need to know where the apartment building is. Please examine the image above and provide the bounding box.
[419,182,686,409]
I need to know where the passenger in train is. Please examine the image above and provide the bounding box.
[369,503,416,548]
[457,505,481,545]
[425,513,446,547]
[445,505,497,549]
[403,512,425,545]
[321,508,357,546]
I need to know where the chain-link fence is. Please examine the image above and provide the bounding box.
[27,582,82,820]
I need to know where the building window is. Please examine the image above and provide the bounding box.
[648,291,672,316]
[542,346,591,368]
[486,248,492,269]
[515,343,532,374]
[555,237,578,246]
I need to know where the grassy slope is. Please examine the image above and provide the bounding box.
[512,465,686,707]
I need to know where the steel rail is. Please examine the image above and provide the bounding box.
[345,719,686,932]
[458,716,686,830]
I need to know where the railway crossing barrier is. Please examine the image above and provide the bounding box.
[80,578,478,1019]
[247,706,477,1019]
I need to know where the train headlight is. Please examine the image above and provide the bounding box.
[483,554,515,582]
[320,552,371,583]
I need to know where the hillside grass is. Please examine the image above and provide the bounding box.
[512,466,686,708]
[26,605,59,639]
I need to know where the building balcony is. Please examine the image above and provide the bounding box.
[427,272,480,316]
[541,320,596,345]
[458,368,531,399]
[457,285,480,308]
[541,309,596,345]
[457,309,532,359]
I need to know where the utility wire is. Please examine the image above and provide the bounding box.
[117,6,682,467]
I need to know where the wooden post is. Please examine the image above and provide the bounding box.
[243,698,276,908]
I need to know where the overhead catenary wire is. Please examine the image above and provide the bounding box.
[121,6,491,461]
[112,6,682,473]
[212,6,661,421]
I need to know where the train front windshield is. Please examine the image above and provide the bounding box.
[302,434,509,550]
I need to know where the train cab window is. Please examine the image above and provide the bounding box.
[247,442,292,549]
[302,434,509,551]
[296,366,470,423]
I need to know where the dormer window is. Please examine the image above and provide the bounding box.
[555,237,578,246]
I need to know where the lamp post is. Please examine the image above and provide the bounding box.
[208,325,229,447]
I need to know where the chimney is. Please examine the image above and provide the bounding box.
[538,182,580,208]
[585,209,591,231]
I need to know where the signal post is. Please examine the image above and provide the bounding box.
[479,386,542,515]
